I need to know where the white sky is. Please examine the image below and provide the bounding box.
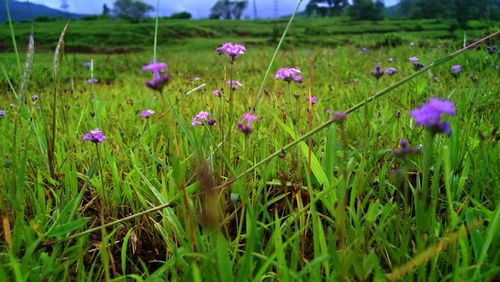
[26,0,400,18]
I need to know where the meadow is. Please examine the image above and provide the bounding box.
[0,15,499,281]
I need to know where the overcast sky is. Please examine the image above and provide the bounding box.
[27,0,400,18]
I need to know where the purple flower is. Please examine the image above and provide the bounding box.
[32,95,38,101]
[139,109,155,118]
[307,96,317,105]
[325,109,331,114]
[486,45,496,55]
[82,128,106,143]
[142,62,170,91]
[275,67,302,83]
[371,64,384,80]
[226,80,242,91]
[451,64,462,78]
[332,111,347,122]
[192,111,213,127]
[410,98,455,136]
[0,110,5,117]
[216,42,246,61]
[392,139,422,157]
[384,67,398,76]
[409,57,424,71]
[238,113,258,134]
[193,77,200,81]
[87,78,99,85]
[213,89,222,97]
[83,62,92,68]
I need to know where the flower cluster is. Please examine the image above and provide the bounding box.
[82,129,106,143]
[0,110,5,118]
[392,139,421,157]
[451,64,462,78]
[83,61,92,68]
[307,96,317,105]
[410,98,455,136]
[371,64,384,80]
[212,89,222,97]
[237,113,258,134]
[409,56,425,71]
[216,42,246,62]
[140,109,155,119]
[486,45,496,55]
[142,62,171,91]
[87,78,99,85]
[384,67,398,76]
[275,67,302,83]
[192,111,215,127]
[226,80,242,91]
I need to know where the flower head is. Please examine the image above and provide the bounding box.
[87,78,99,85]
[193,76,200,81]
[82,129,106,143]
[226,80,242,91]
[409,57,424,71]
[142,61,170,91]
[216,42,246,61]
[410,98,455,136]
[0,110,5,117]
[32,95,38,101]
[139,109,155,118]
[371,64,384,79]
[307,96,317,105]
[238,113,258,134]
[384,67,398,76]
[388,57,394,63]
[332,111,347,122]
[486,45,496,55]
[275,67,302,83]
[451,64,462,78]
[83,61,92,68]
[192,111,214,127]
[212,89,222,97]
[392,139,422,157]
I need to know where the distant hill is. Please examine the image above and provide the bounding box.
[0,0,83,22]
[384,3,403,18]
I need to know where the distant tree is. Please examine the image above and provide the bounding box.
[305,0,349,17]
[169,11,192,19]
[102,4,111,16]
[113,0,153,23]
[209,0,249,19]
[348,0,384,21]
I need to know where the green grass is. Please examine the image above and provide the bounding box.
[0,16,499,281]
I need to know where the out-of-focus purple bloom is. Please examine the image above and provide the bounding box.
[82,128,106,143]
[307,96,317,105]
[486,45,496,55]
[213,89,222,97]
[325,109,331,114]
[0,110,5,117]
[392,139,422,157]
[332,111,347,122]
[238,112,258,134]
[32,95,38,101]
[409,57,424,71]
[83,62,92,68]
[275,67,302,83]
[193,77,200,81]
[139,109,155,118]
[192,111,212,127]
[451,64,462,78]
[384,67,398,76]
[216,42,246,61]
[410,98,455,136]
[87,78,99,85]
[388,57,394,63]
[226,80,242,91]
[371,64,384,80]
[208,118,216,126]
[143,61,170,91]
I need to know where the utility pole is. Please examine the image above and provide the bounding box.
[253,0,257,19]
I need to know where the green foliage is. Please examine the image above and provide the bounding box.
[210,0,249,20]
[113,0,154,23]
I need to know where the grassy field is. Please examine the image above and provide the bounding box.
[0,16,499,281]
